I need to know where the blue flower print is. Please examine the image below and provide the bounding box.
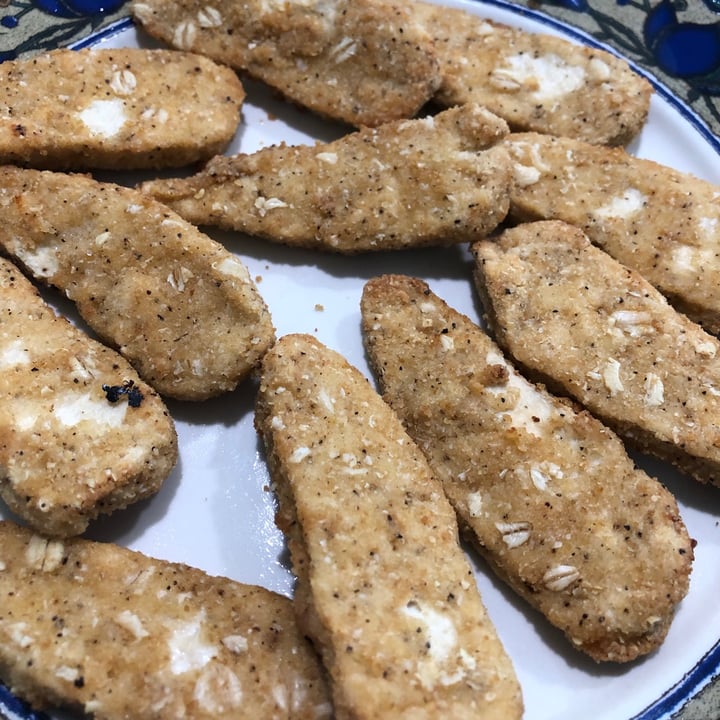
[0,0,128,61]
[644,0,720,79]
[33,0,125,17]
[640,0,720,101]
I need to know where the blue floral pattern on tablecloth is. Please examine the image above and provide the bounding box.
[0,0,127,61]
[643,0,720,92]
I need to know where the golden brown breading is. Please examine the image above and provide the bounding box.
[0,166,275,401]
[130,0,440,128]
[0,48,244,170]
[361,274,692,663]
[473,220,720,486]
[412,3,651,145]
[255,334,522,720]
[0,257,177,538]
[504,132,720,334]
[140,104,512,253]
[0,520,332,719]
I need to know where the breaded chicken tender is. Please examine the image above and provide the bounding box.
[255,334,523,720]
[130,0,440,128]
[473,220,720,486]
[412,3,651,145]
[140,104,512,253]
[0,166,275,401]
[0,48,244,170]
[0,257,177,538]
[0,521,333,719]
[361,275,692,663]
[504,132,720,334]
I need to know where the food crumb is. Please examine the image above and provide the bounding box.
[102,380,144,408]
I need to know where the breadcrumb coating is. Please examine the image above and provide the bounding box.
[413,2,651,145]
[504,132,720,334]
[0,48,244,170]
[140,104,511,253]
[130,0,440,128]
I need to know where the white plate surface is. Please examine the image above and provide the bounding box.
[2,2,720,719]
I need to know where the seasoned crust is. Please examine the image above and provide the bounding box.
[0,257,177,538]
[0,48,244,170]
[255,334,523,720]
[360,274,692,663]
[504,132,720,334]
[472,220,720,486]
[0,166,275,401]
[140,104,512,253]
[130,0,441,128]
[412,3,651,145]
[0,520,332,719]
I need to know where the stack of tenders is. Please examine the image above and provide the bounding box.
[0,0,717,715]
[502,133,720,335]
[0,40,284,717]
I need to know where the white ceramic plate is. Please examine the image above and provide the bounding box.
[2,2,720,719]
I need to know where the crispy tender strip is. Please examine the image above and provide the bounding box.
[255,334,522,720]
[0,521,332,719]
[0,258,177,537]
[473,220,720,486]
[504,132,720,334]
[413,3,651,146]
[140,104,512,253]
[0,48,244,170]
[0,166,275,401]
[361,274,692,663]
[130,0,440,128]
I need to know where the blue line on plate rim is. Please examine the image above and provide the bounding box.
[0,5,711,720]
[68,16,134,51]
[0,682,45,720]
[630,638,720,720]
